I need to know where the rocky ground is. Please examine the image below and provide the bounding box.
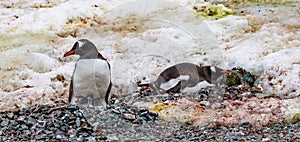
[1,89,299,141]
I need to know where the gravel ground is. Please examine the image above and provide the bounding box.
[0,91,299,141]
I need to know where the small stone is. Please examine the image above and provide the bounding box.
[148,112,158,117]
[82,132,89,137]
[7,113,14,119]
[262,138,270,141]
[219,126,228,131]
[60,126,68,132]
[69,116,77,121]
[41,106,50,112]
[20,124,29,130]
[1,118,9,126]
[75,118,81,127]
[27,117,36,126]
[17,115,26,122]
[98,136,107,140]
[23,130,31,137]
[35,133,47,140]
[199,101,210,106]
[78,137,84,141]
[241,122,250,128]
[122,113,136,121]
[139,109,149,116]
[112,109,121,114]
[54,122,60,128]
[174,93,180,98]
[69,138,78,142]
[176,135,185,140]
[56,134,64,139]
[68,105,78,110]
[44,130,52,134]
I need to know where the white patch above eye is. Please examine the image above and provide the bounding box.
[210,66,216,73]
[77,41,85,49]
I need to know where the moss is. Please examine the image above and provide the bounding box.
[291,113,300,123]
[225,68,256,87]
[31,4,53,8]
[66,17,91,26]
[193,3,234,20]
[185,121,193,125]
[56,29,78,38]
[268,119,279,126]
[149,103,169,112]
[56,17,92,38]
[226,73,242,86]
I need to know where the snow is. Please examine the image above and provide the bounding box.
[0,0,299,124]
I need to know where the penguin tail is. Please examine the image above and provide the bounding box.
[137,82,151,91]
[136,80,150,87]
[138,83,150,87]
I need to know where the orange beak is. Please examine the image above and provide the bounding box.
[221,70,230,74]
[64,50,75,57]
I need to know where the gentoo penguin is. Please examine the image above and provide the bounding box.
[140,63,227,94]
[64,39,112,107]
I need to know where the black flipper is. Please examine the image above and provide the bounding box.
[97,53,107,61]
[68,77,73,103]
[105,82,112,104]
[69,63,76,103]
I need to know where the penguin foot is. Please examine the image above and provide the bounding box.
[92,98,106,107]
[71,96,88,105]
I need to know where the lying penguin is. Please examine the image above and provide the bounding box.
[139,63,227,94]
[64,39,112,107]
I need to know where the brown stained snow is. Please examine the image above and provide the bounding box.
[147,96,300,127]
[149,98,208,125]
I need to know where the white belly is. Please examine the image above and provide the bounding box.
[160,75,190,91]
[72,59,110,105]
[182,81,214,93]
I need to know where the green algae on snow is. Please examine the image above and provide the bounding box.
[193,3,234,20]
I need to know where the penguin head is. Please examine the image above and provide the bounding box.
[64,39,99,59]
[201,66,229,84]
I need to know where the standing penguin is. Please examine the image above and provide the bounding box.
[140,63,227,94]
[64,39,112,107]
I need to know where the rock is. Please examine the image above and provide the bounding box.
[26,116,36,126]
[1,118,9,126]
[111,109,121,114]
[122,113,135,121]
[75,118,81,127]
